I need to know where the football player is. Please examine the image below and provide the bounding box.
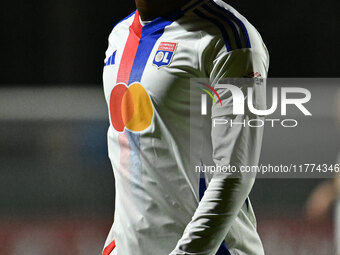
[102,0,269,254]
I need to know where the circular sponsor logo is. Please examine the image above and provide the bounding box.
[109,82,153,132]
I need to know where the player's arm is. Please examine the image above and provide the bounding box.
[170,47,269,255]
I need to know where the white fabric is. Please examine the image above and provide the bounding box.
[103,0,269,254]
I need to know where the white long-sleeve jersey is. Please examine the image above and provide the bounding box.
[102,0,269,254]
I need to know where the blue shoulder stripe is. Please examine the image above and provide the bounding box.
[202,3,243,49]
[194,9,233,52]
[208,0,251,48]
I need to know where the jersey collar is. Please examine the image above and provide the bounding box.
[131,8,184,38]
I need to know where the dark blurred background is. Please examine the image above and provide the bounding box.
[0,1,339,255]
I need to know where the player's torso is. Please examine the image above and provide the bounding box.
[103,10,206,255]
[103,11,204,120]
[103,1,266,254]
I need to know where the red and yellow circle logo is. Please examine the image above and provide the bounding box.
[110,82,153,132]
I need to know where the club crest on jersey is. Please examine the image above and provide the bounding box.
[153,42,177,68]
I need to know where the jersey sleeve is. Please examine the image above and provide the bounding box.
[169,42,269,254]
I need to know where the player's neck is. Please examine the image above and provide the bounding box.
[135,0,191,21]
